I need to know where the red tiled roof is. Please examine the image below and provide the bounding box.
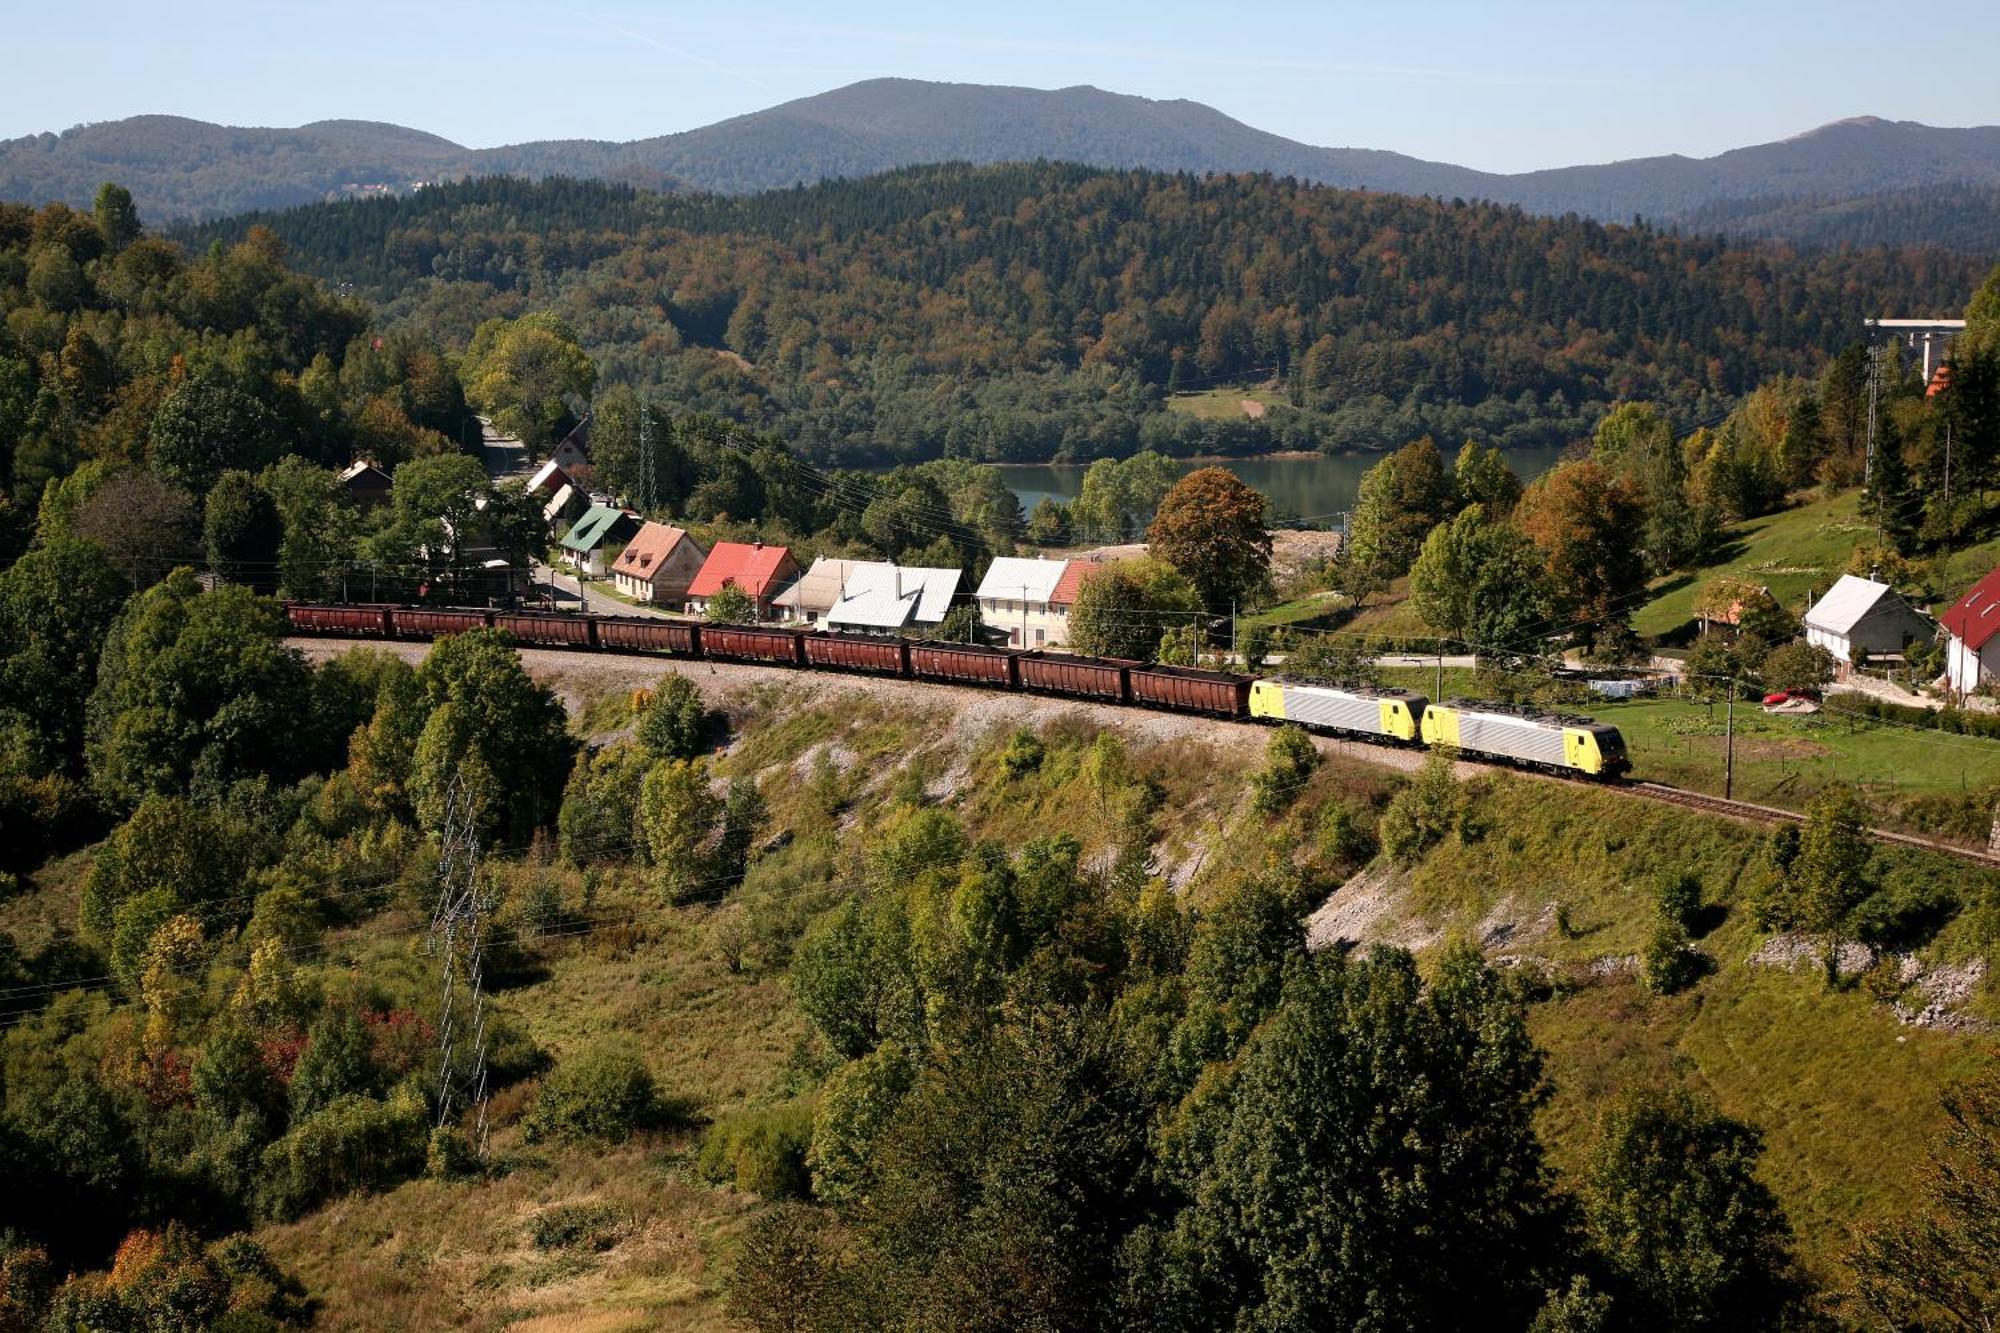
[1941,567,2000,652]
[1048,560,1089,607]
[688,542,795,598]
[611,522,695,581]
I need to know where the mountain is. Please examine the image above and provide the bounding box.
[8,80,2000,239]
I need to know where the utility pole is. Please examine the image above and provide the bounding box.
[431,774,492,1158]
[1435,638,1444,702]
[1942,420,1954,539]
[639,402,656,514]
[1723,678,1736,802]
[1865,343,1884,546]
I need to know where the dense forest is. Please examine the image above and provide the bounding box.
[181,168,1987,465]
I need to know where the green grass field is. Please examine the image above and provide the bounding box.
[1164,384,1287,421]
[1633,489,2000,641]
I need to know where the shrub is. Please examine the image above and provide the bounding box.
[698,1101,815,1200]
[1251,724,1319,815]
[1378,750,1462,866]
[999,728,1045,780]
[256,1093,428,1221]
[528,1202,624,1252]
[1642,918,1703,996]
[522,1042,661,1144]
[1654,871,1702,933]
[637,674,709,761]
[1315,801,1376,869]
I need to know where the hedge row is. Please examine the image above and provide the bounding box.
[1823,692,2000,740]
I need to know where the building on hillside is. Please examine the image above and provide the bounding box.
[558,503,639,577]
[1941,567,2000,695]
[1803,574,1933,673]
[974,556,1074,648]
[610,522,706,605]
[685,541,800,620]
[543,482,589,532]
[338,461,393,508]
[825,563,962,635]
[525,459,572,498]
[549,415,591,474]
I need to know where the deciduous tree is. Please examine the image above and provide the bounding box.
[1146,467,1271,613]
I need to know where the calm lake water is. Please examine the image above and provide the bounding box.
[994,446,1571,522]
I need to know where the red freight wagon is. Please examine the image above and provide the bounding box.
[1016,651,1132,703]
[493,611,596,648]
[700,624,805,666]
[802,632,909,676]
[390,607,493,638]
[595,616,702,656]
[285,602,393,637]
[1126,663,1252,717]
[907,641,1017,688]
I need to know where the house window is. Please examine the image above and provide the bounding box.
[1008,629,1020,646]
[1034,628,1045,646]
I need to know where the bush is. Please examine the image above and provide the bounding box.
[1378,750,1461,866]
[256,1093,428,1221]
[1315,801,1376,869]
[637,674,709,760]
[522,1042,662,1144]
[1642,918,1704,996]
[999,728,1045,779]
[1654,871,1702,933]
[527,1202,624,1252]
[1251,724,1319,815]
[697,1101,815,1200]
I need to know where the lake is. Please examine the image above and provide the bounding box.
[994,446,1571,523]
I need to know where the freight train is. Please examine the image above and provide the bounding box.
[283,603,1631,780]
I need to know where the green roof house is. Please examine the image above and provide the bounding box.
[559,503,639,577]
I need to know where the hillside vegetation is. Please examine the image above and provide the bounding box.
[184,168,1983,464]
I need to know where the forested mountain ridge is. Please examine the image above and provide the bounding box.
[8,79,2000,243]
[183,167,1988,465]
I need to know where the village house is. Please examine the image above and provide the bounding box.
[558,503,640,577]
[338,460,393,508]
[824,563,962,636]
[609,522,707,606]
[974,556,1074,649]
[542,482,589,533]
[770,557,866,626]
[1802,574,1933,674]
[548,415,591,474]
[1940,567,2000,695]
[524,458,572,499]
[685,541,800,620]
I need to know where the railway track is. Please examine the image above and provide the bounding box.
[288,629,2000,873]
[1625,780,2000,869]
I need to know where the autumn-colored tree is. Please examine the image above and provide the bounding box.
[1066,558,1201,660]
[1146,467,1271,612]
[463,312,596,450]
[1514,460,1646,651]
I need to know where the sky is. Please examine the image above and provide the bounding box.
[6,0,1998,173]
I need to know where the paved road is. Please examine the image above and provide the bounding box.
[533,562,674,619]
[478,416,529,482]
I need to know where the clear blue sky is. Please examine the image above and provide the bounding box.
[7,0,1997,172]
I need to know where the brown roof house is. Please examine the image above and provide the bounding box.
[610,522,707,606]
[339,460,393,509]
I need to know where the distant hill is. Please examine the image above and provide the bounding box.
[8,81,2000,242]
[1680,179,2000,250]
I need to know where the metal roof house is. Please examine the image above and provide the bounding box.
[558,503,639,577]
[1941,568,2000,695]
[825,563,963,635]
[525,459,572,498]
[770,557,867,626]
[974,556,1074,648]
[686,541,800,620]
[610,522,706,606]
[1803,575,1933,673]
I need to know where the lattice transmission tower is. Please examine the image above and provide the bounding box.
[430,774,493,1156]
